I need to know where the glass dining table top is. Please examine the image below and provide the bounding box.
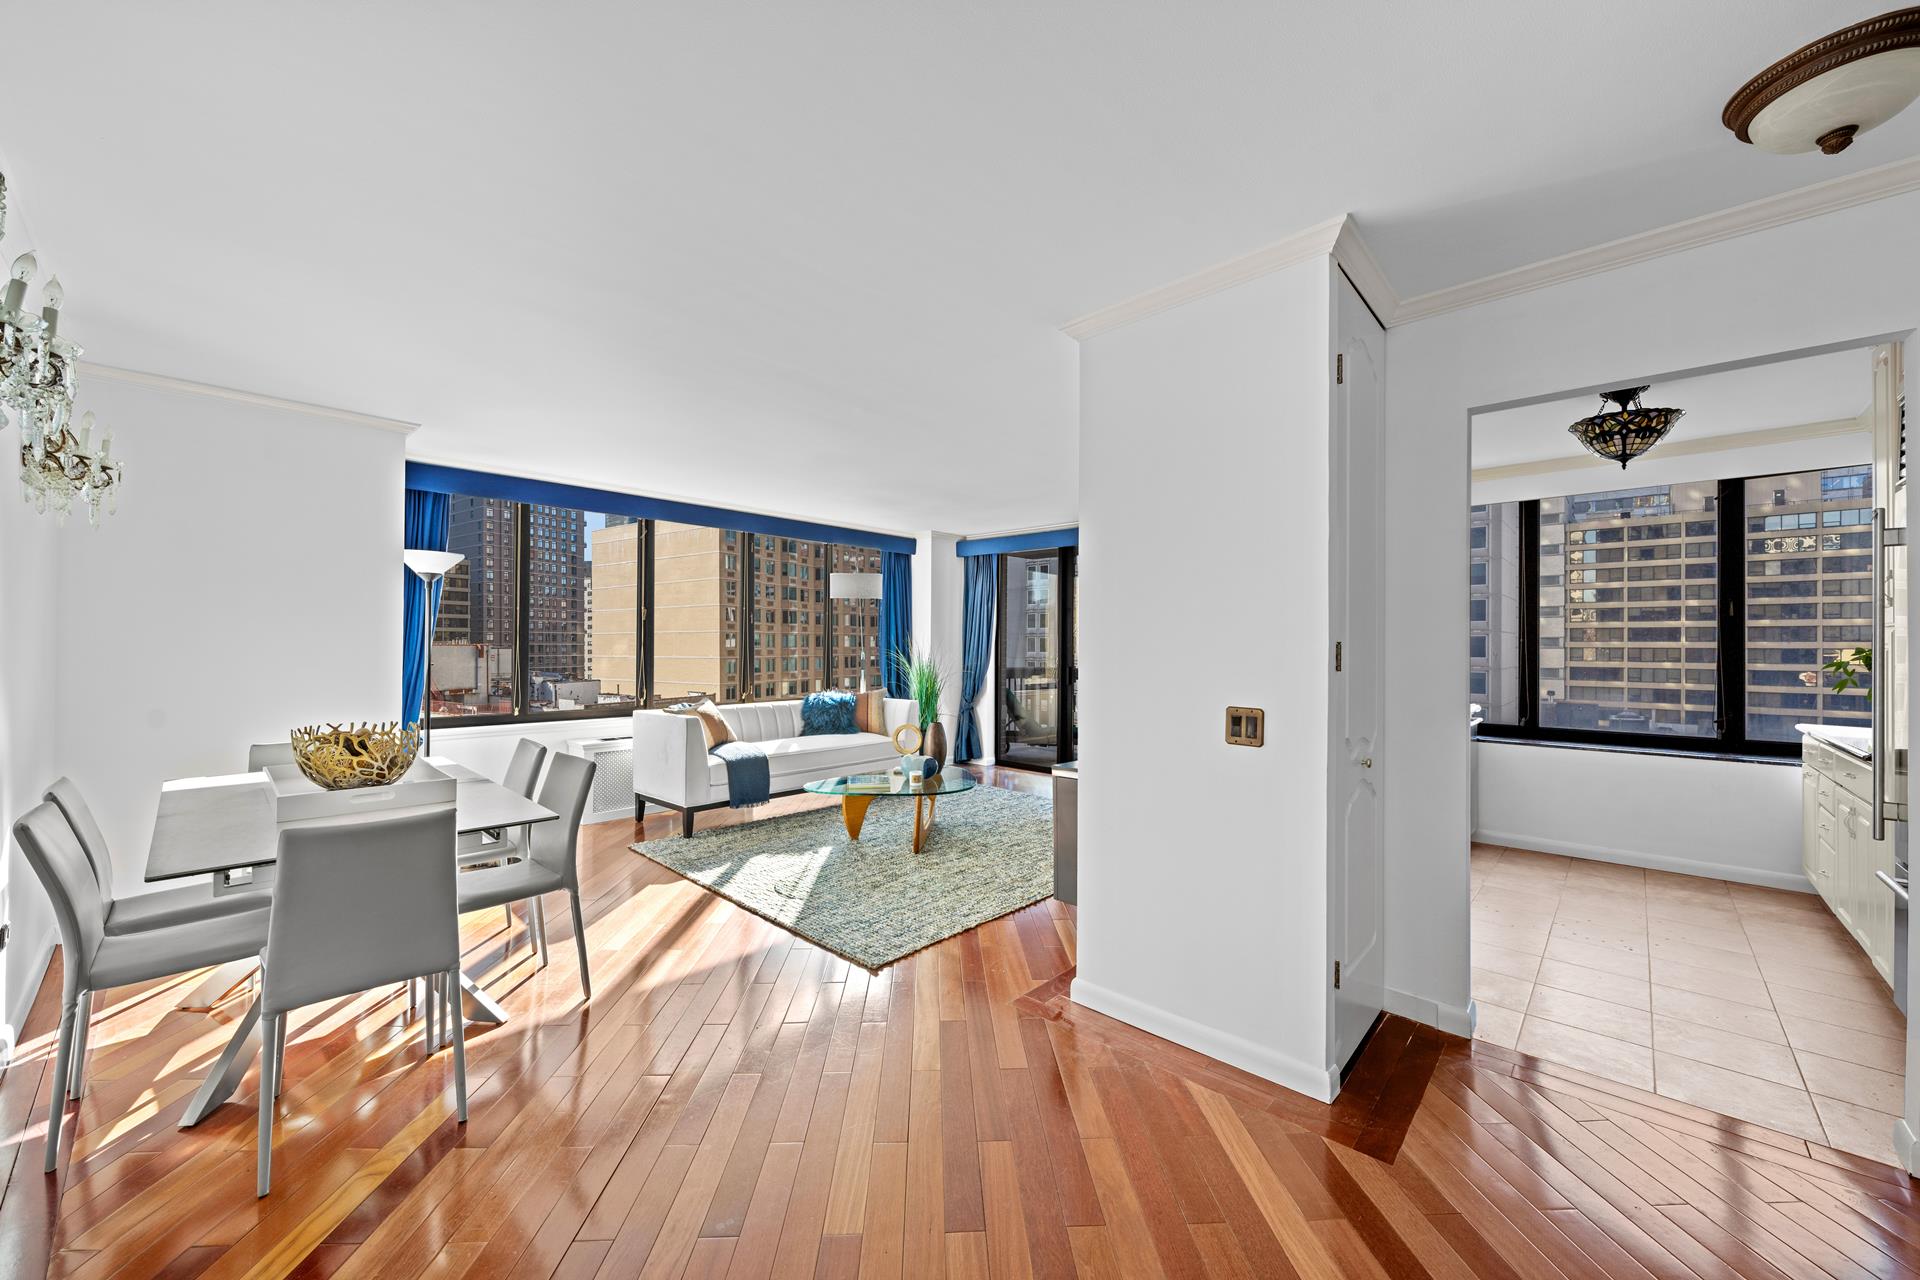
[804,769,977,798]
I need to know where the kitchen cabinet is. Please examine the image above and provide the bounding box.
[1801,732,1896,988]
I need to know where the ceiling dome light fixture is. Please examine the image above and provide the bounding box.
[1724,7,1920,154]
[1568,386,1684,470]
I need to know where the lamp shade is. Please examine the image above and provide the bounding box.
[403,549,465,580]
[829,571,883,601]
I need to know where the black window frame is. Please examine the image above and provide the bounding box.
[1474,473,1863,762]
[995,545,1078,770]
[428,503,884,729]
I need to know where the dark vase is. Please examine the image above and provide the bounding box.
[924,720,948,771]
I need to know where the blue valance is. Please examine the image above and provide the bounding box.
[405,461,917,556]
[955,527,1078,557]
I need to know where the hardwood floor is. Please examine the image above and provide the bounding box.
[4,771,1917,1277]
[1471,842,1909,1166]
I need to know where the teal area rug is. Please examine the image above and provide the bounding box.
[631,786,1053,970]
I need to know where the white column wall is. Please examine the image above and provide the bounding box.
[1073,255,1337,1099]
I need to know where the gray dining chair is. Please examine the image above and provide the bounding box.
[46,778,270,936]
[502,738,547,801]
[256,806,466,1196]
[462,739,549,950]
[456,752,596,998]
[42,778,271,1101]
[246,741,295,772]
[13,801,270,1173]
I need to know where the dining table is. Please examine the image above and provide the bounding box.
[145,756,558,1128]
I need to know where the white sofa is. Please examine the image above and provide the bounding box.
[632,697,916,836]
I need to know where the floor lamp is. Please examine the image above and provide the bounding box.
[404,549,465,754]
[829,571,883,692]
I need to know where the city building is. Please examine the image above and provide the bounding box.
[1470,465,1874,743]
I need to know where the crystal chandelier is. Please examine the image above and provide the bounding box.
[0,171,124,525]
[1567,386,1684,470]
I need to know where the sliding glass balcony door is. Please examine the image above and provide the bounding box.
[997,547,1077,768]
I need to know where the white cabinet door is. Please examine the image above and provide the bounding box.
[1832,796,1858,935]
[1801,766,1821,885]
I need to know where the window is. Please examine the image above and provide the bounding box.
[1743,466,1873,742]
[1471,464,1873,757]
[432,497,519,717]
[1469,503,1522,722]
[652,523,743,704]
[1539,481,1716,737]
[831,544,884,692]
[429,500,887,723]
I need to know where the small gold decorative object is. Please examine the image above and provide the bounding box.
[890,723,923,755]
[289,721,422,791]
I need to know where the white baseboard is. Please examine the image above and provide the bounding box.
[1896,1119,1918,1177]
[1386,988,1477,1038]
[1068,976,1338,1102]
[1474,828,1815,893]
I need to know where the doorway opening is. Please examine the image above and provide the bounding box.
[1466,341,1909,1164]
[996,545,1077,770]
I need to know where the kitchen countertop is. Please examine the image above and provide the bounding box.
[1796,723,1872,760]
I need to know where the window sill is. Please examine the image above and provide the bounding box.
[1471,733,1798,767]
[430,713,635,742]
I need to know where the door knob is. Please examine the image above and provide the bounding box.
[1360,757,1373,768]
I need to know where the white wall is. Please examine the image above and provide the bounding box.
[1074,255,1336,1099]
[1472,427,1869,506]
[1385,188,1920,1039]
[52,374,408,900]
[0,452,61,1051]
[1475,743,1806,890]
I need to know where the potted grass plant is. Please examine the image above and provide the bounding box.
[893,646,951,770]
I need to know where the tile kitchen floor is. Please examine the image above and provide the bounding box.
[1471,842,1909,1165]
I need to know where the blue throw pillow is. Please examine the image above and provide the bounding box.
[801,690,858,736]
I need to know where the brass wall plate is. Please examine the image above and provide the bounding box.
[1225,706,1265,746]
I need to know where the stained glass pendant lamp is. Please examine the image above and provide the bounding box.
[1567,387,1684,469]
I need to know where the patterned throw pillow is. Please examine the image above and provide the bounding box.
[675,700,735,750]
[801,690,858,736]
[854,688,886,734]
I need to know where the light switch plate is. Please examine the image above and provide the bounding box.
[1225,706,1265,747]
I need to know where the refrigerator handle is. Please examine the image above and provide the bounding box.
[1874,510,1905,840]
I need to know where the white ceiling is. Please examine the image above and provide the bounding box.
[6,2,1917,534]
[1472,347,1874,469]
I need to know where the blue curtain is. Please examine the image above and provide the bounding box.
[955,555,997,762]
[879,550,914,698]
[402,489,451,726]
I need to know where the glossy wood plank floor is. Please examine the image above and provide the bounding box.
[5,767,1918,1277]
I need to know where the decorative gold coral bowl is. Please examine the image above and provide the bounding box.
[289,722,422,791]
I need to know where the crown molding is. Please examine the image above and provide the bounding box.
[1067,156,1920,340]
[1471,415,1867,485]
[1062,215,1347,341]
[78,362,420,434]
[1392,154,1920,326]
[1330,218,1401,326]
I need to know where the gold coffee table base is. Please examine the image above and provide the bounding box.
[840,792,938,853]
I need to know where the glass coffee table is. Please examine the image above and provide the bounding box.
[805,769,977,853]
